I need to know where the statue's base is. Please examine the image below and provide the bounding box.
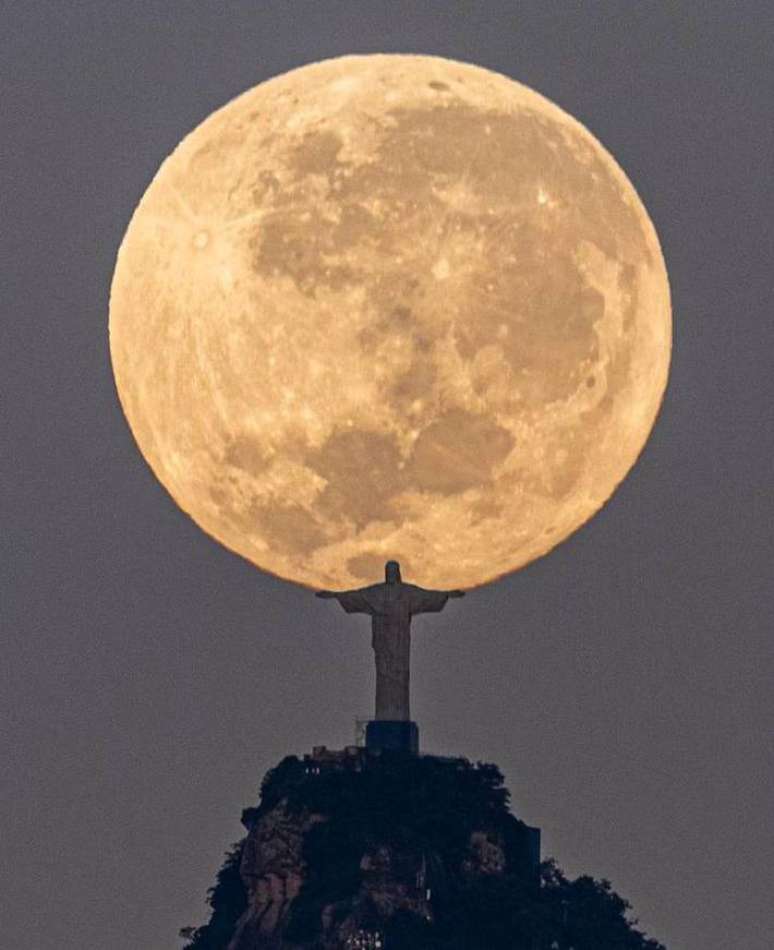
[366,720,419,754]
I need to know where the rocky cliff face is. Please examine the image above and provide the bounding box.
[226,748,533,949]
[182,748,665,950]
[227,800,323,949]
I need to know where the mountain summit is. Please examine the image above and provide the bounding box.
[181,747,665,949]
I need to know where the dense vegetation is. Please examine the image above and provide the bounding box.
[181,753,665,949]
[179,841,246,950]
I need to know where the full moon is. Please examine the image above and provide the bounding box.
[109,54,671,590]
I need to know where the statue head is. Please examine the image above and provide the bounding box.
[385,560,402,584]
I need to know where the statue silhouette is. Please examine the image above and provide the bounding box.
[317,561,464,721]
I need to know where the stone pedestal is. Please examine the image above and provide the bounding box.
[365,720,419,754]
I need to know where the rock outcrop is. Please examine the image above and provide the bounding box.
[182,747,665,950]
[228,800,325,948]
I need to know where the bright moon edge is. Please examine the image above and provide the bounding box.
[109,53,672,591]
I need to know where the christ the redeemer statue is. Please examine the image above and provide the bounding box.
[316,560,464,722]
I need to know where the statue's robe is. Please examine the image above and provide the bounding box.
[333,582,451,721]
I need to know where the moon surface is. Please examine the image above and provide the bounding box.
[109,54,671,590]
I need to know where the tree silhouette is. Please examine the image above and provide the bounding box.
[181,754,666,949]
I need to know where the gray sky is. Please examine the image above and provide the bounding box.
[3,4,773,949]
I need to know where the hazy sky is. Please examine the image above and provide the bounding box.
[3,4,773,950]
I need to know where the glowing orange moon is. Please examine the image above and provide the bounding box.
[109,54,671,590]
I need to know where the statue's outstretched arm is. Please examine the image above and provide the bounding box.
[315,587,373,614]
[410,586,465,614]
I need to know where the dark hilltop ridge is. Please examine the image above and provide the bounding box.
[181,747,665,950]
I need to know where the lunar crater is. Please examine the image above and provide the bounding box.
[110,54,671,589]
